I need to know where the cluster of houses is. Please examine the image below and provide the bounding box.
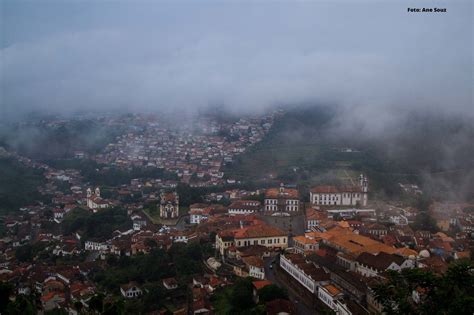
[93,112,277,186]
[1,142,473,314]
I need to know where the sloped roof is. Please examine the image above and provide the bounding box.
[311,185,362,194]
[265,187,299,199]
[356,252,405,271]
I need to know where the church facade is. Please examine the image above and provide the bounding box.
[86,187,110,212]
[310,174,369,207]
[160,191,179,219]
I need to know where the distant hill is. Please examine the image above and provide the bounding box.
[0,119,124,160]
[224,106,474,202]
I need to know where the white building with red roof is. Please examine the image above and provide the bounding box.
[264,183,300,213]
[310,174,368,207]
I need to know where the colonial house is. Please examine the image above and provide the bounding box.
[216,223,288,256]
[242,256,265,279]
[163,277,179,290]
[84,240,109,252]
[360,223,389,239]
[227,200,261,215]
[53,208,67,223]
[189,203,209,224]
[292,233,320,254]
[131,214,147,231]
[120,282,142,298]
[318,284,346,313]
[305,208,327,231]
[264,183,300,213]
[310,174,368,207]
[279,253,330,294]
[355,252,414,277]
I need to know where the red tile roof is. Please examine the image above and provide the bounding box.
[265,187,299,199]
[311,185,362,193]
[252,280,272,290]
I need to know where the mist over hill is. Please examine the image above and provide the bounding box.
[225,105,474,202]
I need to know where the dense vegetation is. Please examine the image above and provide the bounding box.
[62,207,131,240]
[90,242,211,313]
[373,261,474,315]
[0,282,36,315]
[0,157,49,214]
[46,159,178,187]
[223,106,408,198]
[213,277,289,314]
[224,106,474,201]
[94,242,209,290]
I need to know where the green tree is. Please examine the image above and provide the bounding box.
[15,245,33,262]
[229,278,255,312]
[45,308,68,315]
[5,294,36,315]
[257,284,288,304]
[0,282,13,313]
[88,294,104,314]
[103,299,124,315]
[373,261,474,315]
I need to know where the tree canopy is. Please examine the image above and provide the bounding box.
[373,261,474,315]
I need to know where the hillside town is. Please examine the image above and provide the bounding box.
[91,112,279,186]
[1,140,473,315]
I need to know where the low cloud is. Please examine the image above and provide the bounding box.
[1,1,472,129]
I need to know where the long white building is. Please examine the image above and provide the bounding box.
[310,174,368,207]
[279,253,330,294]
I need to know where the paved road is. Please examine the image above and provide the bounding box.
[264,256,316,315]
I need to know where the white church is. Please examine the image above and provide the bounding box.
[310,174,369,207]
[86,187,110,212]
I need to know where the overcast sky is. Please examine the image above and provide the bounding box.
[1,0,472,121]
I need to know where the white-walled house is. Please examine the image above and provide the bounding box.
[310,174,368,207]
[280,253,330,294]
[227,200,261,215]
[264,184,300,213]
[120,282,142,298]
[355,252,414,277]
[84,240,109,252]
[242,256,265,279]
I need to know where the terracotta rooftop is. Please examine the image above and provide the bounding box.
[356,252,405,271]
[242,255,265,268]
[161,192,177,203]
[322,284,342,297]
[311,185,362,194]
[252,280,272,290]
[233,224,286,239]
[265,187,299,199]
[312,226,397,256]
[293,235,319,245]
